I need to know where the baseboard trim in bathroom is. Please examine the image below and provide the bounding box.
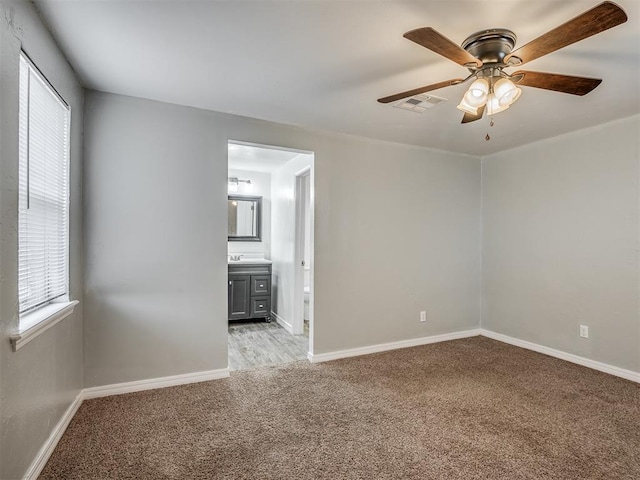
[308,328,481,363]
[272,311,293,334]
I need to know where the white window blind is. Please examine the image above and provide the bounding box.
[18,53,71,315]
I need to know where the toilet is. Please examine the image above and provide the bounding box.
[303,268,310,321]
[303,286,310,321]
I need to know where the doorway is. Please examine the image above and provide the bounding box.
[226,141,314,371]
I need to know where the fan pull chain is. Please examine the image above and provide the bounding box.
[485,116,495,141]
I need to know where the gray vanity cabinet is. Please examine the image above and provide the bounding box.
[228,263,271,322]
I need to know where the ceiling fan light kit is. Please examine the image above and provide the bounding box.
[456,76,521,117]
[378,1,628,127]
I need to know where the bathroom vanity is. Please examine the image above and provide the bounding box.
[228,260,272,323]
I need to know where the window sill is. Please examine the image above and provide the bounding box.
[10,300,79,352]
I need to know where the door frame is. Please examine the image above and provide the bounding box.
[293,165,313,339]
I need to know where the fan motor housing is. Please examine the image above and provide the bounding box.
[462,29,517,67]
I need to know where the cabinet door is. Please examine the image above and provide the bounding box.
[251,276,271,296]
[228,275,250,320]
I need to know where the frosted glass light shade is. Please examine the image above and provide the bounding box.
[486,93,510,115]
[494,78,522,107]
[466,78,489,107]
[457,96,478,115]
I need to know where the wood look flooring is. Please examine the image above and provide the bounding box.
[228,320,309,371]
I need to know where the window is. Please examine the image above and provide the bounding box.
[18,53,71,319]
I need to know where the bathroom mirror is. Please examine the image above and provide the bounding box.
[228,195,262,241]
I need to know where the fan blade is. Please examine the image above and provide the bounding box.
[404,28,482,67]
[461,105,485,124]
[513,70,602,95]
[377,78,465,104]
[504,2,627,66]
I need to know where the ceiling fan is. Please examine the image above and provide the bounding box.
[377,1,628,124]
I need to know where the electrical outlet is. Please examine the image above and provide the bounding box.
[420,311,427,322]
[580,325,589,338]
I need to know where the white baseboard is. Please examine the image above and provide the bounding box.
[480,329,640,384]
[24,368,230,478]
[24,391,83,480]
[308,328,481,363]
[272,311,293,334]
[82,368,230,400]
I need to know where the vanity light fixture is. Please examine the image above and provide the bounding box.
[228,177,253,193]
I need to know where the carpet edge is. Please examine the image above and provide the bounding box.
[480,329,640,383]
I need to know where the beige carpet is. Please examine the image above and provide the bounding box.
[41,337,640,479]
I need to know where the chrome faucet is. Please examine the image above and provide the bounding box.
[229,254,243,261]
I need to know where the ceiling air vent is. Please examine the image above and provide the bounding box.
[393,93,446,113]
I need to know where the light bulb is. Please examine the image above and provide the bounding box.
[467,78,489,103]
[243,181,254,193]
[462,79,489,108]
[493,78,521,107]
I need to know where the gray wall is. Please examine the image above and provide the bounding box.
[482,115,640,373]
[83,90,482,386]
[0,2,84,479]
[83,93,226,386]
[313,140,481,352]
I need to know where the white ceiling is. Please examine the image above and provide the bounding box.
[35,0,640,156]
[228,143,300,173]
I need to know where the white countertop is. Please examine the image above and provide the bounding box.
[227,258,272,265]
